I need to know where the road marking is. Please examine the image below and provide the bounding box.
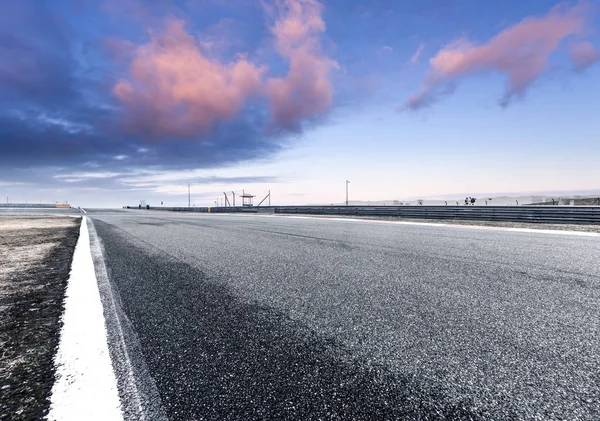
[228,214,600,237]
[505,227,600,237]
[87,218,168,421]
[47,217,123,421]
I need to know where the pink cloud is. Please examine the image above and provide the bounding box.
[265,0,338,130]
[112,0,336,139]
[113,19,265,139]
[402,2,597,111]
[569,40,600,71]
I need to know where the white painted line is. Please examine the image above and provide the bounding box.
[87,217,165,420]
[47,217,123,421]
[233,213,600,237]
[506,227,600,237]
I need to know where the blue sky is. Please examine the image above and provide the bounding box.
[1,0,598,207]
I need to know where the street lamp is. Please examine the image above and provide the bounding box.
[346,180,350,206]
[188,184,191,207]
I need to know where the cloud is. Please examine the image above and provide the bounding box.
[382,45,393,52]
[54,171,123,180]
[113,19,266,140]
[265,0,339,130]
[403,83,455,110]
[402,2,598,110]
[113,0,337,139]
[409,44,424,65]
[0,0,336,195]
[119,171,278,188]
[0,164,278,207]
[569,40,600,71]
[197,18,249,58]
[0,102,281,173]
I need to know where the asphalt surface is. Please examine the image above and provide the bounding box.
[87,209,600,420]
[0,216,80,421]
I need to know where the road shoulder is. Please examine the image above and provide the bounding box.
[0,216,80,420]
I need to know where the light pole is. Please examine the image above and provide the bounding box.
[346,180,350,206]
[188,184,191,207]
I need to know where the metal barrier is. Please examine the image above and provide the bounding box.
[272,205,600,224]
[135,205,600,224]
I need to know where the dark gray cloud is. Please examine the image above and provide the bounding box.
[0,108,283,171]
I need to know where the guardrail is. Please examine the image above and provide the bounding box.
[272,205,600,224]
[134,204,600,224]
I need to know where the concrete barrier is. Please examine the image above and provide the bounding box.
[0,203,70,209]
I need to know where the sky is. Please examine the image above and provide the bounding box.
[1,0,599,207]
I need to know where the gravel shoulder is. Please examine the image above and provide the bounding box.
[0,216,80,421]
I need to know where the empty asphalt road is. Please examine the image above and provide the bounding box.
[86,209,600,420]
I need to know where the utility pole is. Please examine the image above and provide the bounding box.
[345,180,350,206]
[268,190,271,206]
[188,184,191,207]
